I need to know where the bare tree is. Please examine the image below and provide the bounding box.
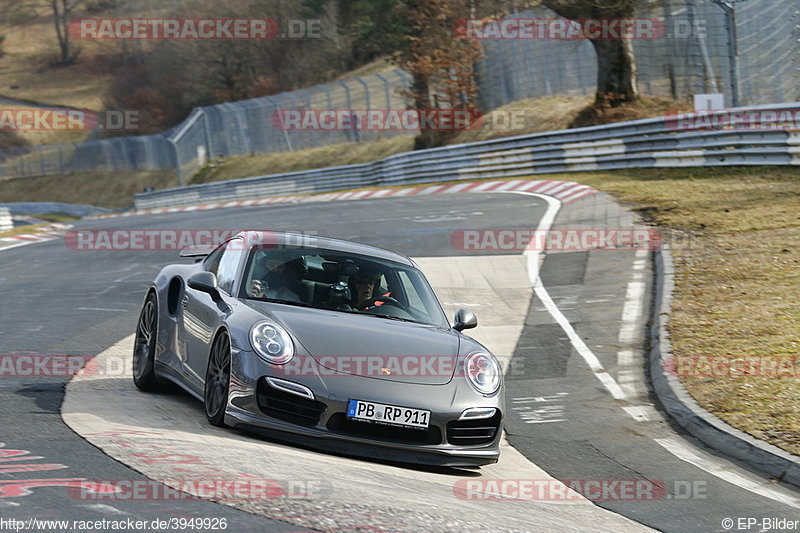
[50,0,85,64]
[542,0,639,105]
[2,0,86,64]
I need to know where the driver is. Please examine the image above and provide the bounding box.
[249,253,305,303]
[350,270,383,309]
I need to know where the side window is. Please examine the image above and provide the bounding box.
[216,238,245,295]
[397,270,424,311]
[203,244,225,275]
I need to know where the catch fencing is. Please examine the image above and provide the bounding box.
[134,102,800,210]
[479,0,800,110]
[1,0,798,183]
[0,70,412,184]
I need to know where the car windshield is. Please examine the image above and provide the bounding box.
[239,246,449,328]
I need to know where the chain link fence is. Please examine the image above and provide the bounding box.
[169,69,412,184]
[1,0,798,182]
[0,70,412,183]
[478,0,800,110]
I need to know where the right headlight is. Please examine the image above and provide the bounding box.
[250,321,294,365]
[464,351,501,395]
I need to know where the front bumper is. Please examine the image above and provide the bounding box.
[226,350,503,467]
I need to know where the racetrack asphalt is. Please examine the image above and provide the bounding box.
[1,191,798,532]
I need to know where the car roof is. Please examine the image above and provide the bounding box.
[236,231,416,267]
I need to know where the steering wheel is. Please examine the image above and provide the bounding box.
[358,295,404,310]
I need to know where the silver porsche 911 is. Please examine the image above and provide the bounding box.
[133,230,504,466]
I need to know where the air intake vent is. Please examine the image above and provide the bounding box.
[446,411,502,446]
[256,378,326,427]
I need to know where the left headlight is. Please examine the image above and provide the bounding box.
[464,351,501,395]
[250,321,294,365]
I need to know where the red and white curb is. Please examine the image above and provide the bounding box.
[87,179,598,220]
[0,223,72,251]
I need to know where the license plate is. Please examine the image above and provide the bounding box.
[346,399,430,429]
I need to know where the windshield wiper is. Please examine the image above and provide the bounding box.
[249,297,312,308]
[364,313,418,323]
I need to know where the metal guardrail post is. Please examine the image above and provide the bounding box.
[375,73,392,110]
[0,207,13,232]
[337,81,355,142]
[711,0,746,107]
[168,138,183,187]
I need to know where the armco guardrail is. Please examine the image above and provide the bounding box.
[0,208,12,232]
[135,103,800,211]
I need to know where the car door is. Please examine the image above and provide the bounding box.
[182,237,245,389]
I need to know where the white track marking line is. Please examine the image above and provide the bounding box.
[0,239,54,252]
[655,437,800,509]
[503,189,800,505]
[98,285,117,296]
[113,272,142,283]
[501,191,628,401]
[617,249,649,402]
[80,504,131,516]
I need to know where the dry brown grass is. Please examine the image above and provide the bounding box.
[569,96,683,128]
[567,166,800,455]
[0,13,115,111]
[0,169,177,210]
[0,222,49,239]
[191,136,416,185]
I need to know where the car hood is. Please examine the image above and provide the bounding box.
[244,301,460,385]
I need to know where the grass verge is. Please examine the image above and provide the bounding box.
[0,170,177,210]
[0,222,51,239]
[565,166,799,456]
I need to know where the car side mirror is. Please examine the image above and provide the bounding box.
[188,271,220,299]
[453,308,477,332]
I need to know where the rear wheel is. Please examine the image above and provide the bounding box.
[133,293,161,391]
[205,331,231,427]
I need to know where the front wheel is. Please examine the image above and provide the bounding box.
[204,331,231,427]
[133,292,161,391]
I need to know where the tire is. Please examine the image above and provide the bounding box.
[132,292,161,391]
[204,330,231,427]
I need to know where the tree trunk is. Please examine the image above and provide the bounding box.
[590,37,638,105]
[51,0,76,65]
[543,0,639,106]
[411,73,439,149]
